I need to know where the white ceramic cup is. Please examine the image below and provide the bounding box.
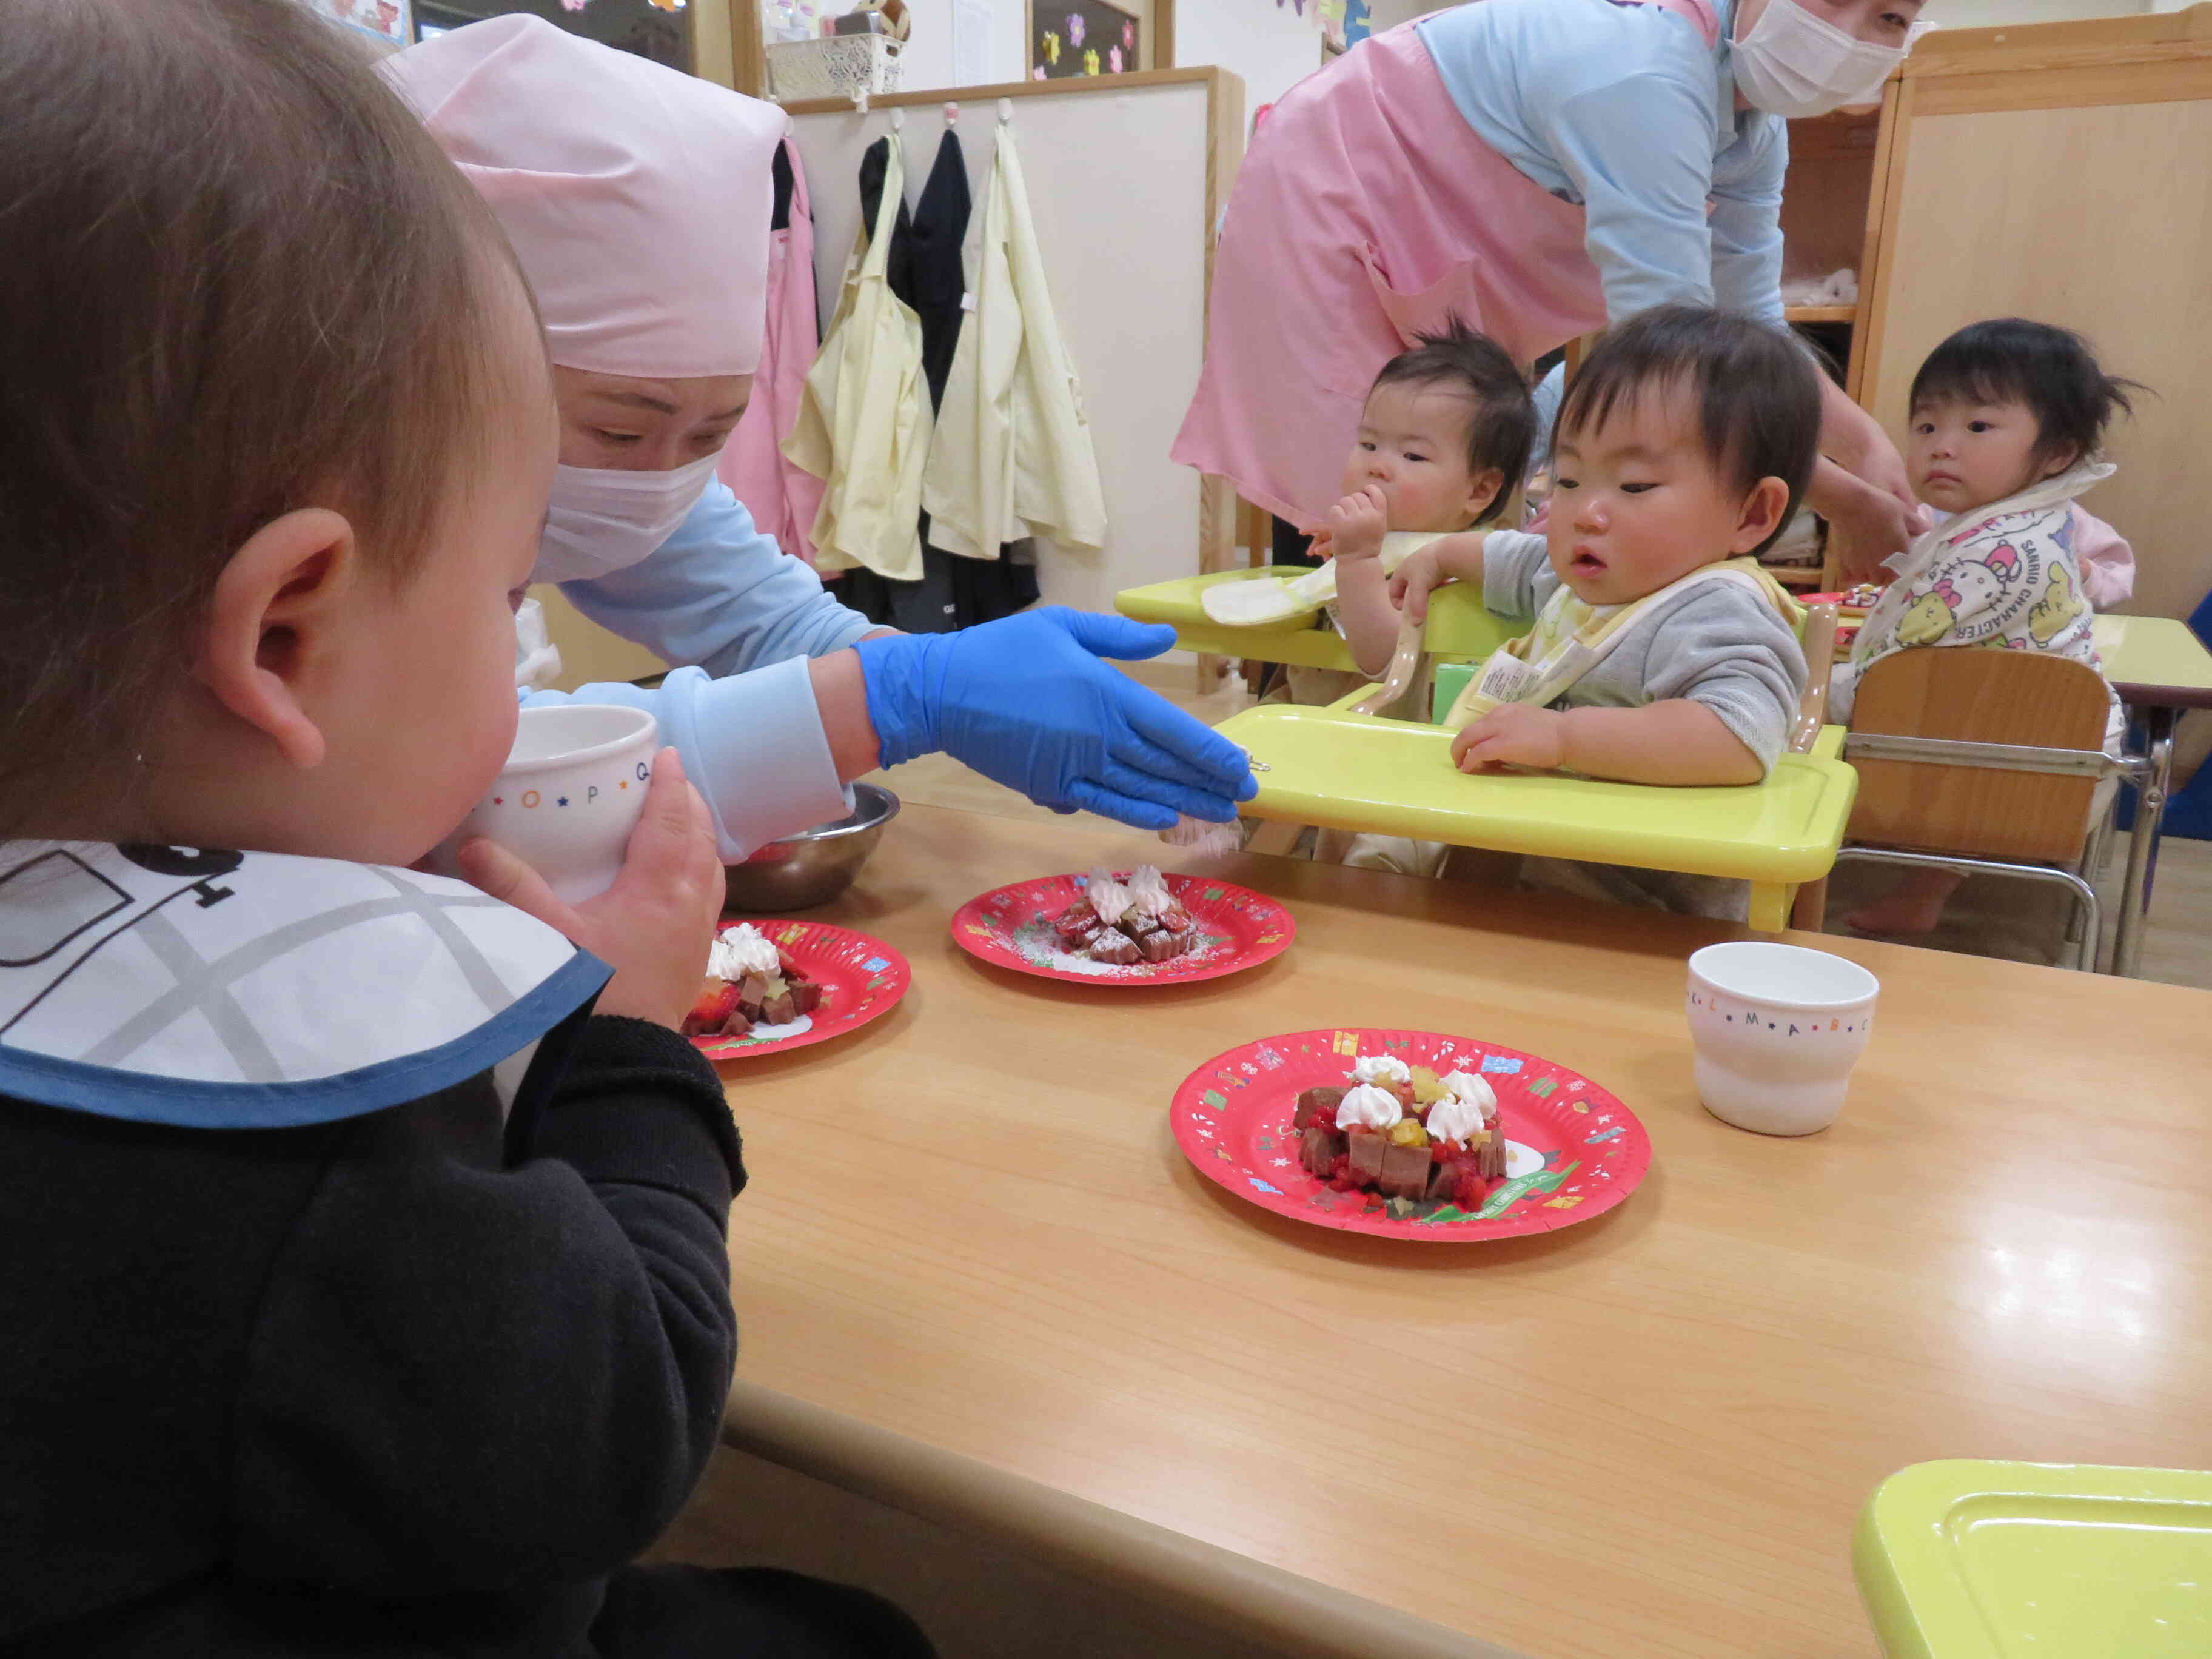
[1685,941,1880,1136]
[439,705,659,903]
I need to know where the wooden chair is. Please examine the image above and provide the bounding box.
[1798,651,2134,972]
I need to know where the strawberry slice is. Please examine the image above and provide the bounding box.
[682,977,740,1037]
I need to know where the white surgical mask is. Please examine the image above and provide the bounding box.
[1732,0,1934,119]
[532,451,723,585]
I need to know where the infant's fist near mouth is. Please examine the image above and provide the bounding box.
[1325,485,1389,562]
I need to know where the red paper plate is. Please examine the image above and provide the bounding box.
[689,919,910,1061]
[1171,1028,1651,1241]
[951,871,1294,986]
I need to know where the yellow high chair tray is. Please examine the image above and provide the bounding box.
[1115,566,1524,672]
[1855,1460,2212,1659]
[1214,697,1855,886]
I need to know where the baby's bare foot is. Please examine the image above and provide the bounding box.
[1846,868,1965,936]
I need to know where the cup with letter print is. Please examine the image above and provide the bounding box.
[436,705,659,903]
[1685,942,1879,1136]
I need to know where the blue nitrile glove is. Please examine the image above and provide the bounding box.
[854,608,1258,831]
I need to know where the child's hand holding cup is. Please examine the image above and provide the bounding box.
[441,706,725,1030]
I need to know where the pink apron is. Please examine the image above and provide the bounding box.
[1171,1,1720,528]
[720,140,828,566]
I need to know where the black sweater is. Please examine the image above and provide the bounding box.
[0,1017,743,1657]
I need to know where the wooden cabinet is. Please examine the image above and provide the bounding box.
[1816,3,2212,611]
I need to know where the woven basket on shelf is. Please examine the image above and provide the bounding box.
[766,35,904,101]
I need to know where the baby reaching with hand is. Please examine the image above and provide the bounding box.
[1373,306,1820,917]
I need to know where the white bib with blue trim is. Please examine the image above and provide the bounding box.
[0,842,608,1129]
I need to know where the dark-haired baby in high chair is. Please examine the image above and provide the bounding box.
[1340,306,1820,920]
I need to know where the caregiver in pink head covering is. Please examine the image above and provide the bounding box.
[384,18,1252,857]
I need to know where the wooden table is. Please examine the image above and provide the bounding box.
[2094,614,2212,975]
[714,803,2212,1659]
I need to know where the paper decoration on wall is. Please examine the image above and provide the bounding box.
[1032,0,1134,78]
[305,0,409,42]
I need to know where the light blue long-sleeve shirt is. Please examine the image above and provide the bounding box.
[525,480,877,861]
[1416,0,1788,330]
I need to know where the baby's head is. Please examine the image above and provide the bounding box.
[1907,319,2137,516]
[1549,307,1820,605]
[0,0,556,863]
[1342,321,1534,535]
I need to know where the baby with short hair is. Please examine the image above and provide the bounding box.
[0,2,929,1652]
[1322,320,1537,680]
[1384,305,1820,916]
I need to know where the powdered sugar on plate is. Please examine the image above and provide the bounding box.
[1005,916,1232,978]
[950,871,1295,988]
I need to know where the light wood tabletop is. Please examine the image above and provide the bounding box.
[2096,614,2212,708]
[712,802,2212,1659]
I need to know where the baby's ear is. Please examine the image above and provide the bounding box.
[1729,477,1792,555]
[1464,466,1506,520]
[194,508,358,771]
[2037,442,2082,480]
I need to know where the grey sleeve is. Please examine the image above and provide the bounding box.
[1626,586,1808,777]
[1481,530,1555,621]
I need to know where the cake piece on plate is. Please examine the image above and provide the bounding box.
[1294,1052,1507,1208]
[682,922,823,1037]
[1051,865,1196,966]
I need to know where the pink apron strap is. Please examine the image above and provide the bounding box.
[1610,0,1720,52]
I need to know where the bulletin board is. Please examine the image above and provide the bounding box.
[782,69,1244,641]
[1028,0,1141,79]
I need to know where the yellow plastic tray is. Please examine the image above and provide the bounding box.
[1215,702,1857,883]
[1855,1461,2212,1659]
[1115,568,1524,672]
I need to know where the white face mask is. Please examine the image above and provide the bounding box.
[1732,0,1934,119]
[532,451,723,585]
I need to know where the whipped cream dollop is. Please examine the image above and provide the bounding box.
[707,922,781,981]
[1350,1053,1412,1089]
[1125,864,1179,917]
[1426,1071,1498,1144]
[1335,1083,1405,1131]
[1084,868,1133,923]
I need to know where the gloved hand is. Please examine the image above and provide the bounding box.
[854,608,1258,831]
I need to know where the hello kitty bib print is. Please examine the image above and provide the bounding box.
[0,843,608,1128]
[1836,459,2116,723]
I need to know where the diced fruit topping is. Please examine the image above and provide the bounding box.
[1410,1065,1452,1106]
[1386,1118,1429,1148]
[682,978,740,1037]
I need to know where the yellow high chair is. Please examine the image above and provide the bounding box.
[1119,573,1855,933]
[1114,565,1528,677]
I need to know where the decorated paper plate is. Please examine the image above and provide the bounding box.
[951,871,1294,986]
[1171,1028,1651,1241]
[689,919,910,1061]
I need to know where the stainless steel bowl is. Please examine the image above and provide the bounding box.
[721,782,900,912]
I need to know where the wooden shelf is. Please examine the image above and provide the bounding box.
[1784,304,1859,324]
[1766,565,1830,589]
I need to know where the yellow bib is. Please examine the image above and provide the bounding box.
[1443,558,1803,728]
